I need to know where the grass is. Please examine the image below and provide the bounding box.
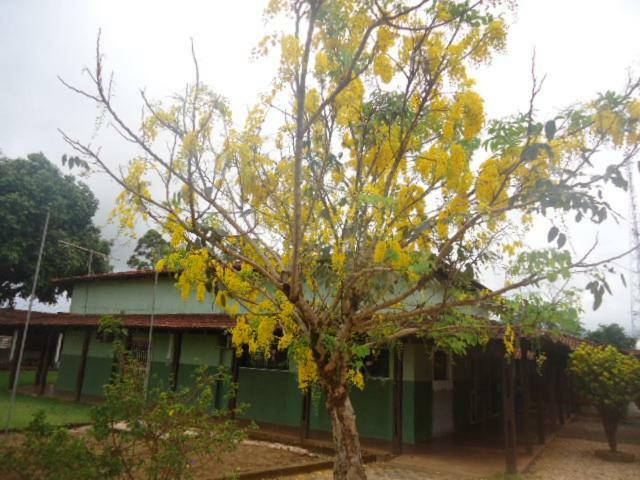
[0,370,92,430]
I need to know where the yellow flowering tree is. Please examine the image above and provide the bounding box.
[61,1,640,478]
[569,344,640,454]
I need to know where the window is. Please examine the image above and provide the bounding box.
[363,349,390,378]
[129,334,149,364]
[239,345,289,370]
[433,350,449,380]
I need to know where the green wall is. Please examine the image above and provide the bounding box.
[401,343,433,443]
[70,278,227,315]
[237,368,303,427]
[56,329,114,397]
[55,330,84,393]
[176,333,225,388]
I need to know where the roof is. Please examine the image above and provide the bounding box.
[52,270,165,285]
[0,309,234,331]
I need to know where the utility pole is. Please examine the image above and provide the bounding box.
[626,163,640,339]
[144,267,159,397]
[4,210,50,432]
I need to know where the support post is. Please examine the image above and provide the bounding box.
[37,331,54,396]
[300,389,311,443]
[556,360,565,426]
[392,345,404,455]
[503,356,518,475]
[35,332,49,386]
[520,340,533,455]
[228,348,239,417]
[8,330,22,389]
[535,366,546,445]
[75,328,92,402]
[170,332,183,391]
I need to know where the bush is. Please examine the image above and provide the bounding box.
[0,351,245,479]
[0,411,100,480]
[569,343,640,452]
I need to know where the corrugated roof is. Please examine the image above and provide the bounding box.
[0,309,234,331]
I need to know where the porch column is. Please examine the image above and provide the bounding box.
[228,345,239,418]
[170,332,183,391]
[534,366,546,445]
[299,390,311,442]
[75,328,92,401]
[392,344,404,455]
[503,355,517,474]
[520,340,533,455]
[37,331,54,396]
[556,359,566,425]
[8,329,23,389]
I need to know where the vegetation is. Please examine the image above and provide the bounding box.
[569,343,640,453]
[0,153,111,305]
[0,342,245,479]
[61,1,640,477]
[585,323,637,350]
[127,229,171,270]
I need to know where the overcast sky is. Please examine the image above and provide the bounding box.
[1,0,640,334]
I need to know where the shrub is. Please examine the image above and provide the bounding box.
[0,411,100,480]
[569,343,640,452]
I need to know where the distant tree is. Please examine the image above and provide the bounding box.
[127,229,170,270]
[569,344,640,454]
[0,153,111,305]
[586,323,637,350]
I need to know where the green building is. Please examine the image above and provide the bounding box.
[1,270,577,456]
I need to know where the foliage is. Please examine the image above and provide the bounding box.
[61,0,640,477]
[0,334,246,480]
[91,356,246,480]
[569,343,640,452]
[127,229,171,270]
[0,153,111,305]
[0,411,100,480]
[585,323,637,350]
[569,343,640,407]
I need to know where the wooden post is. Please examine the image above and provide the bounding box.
[35,332,48,386]
[300,390,311,443]
[228,348,239,417]
[503,356,518,474]
[8,330,22,389]
[392,345,404,455]
[37,331,54,396]
[556,360,565,426]
[520,340,533,455]
[75,328,92,402]
[534,366,546,445]
[171,332,183,391]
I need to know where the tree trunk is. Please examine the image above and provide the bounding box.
[326,385,367,480]
[598,405,621,453]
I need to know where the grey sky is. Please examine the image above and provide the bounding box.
[1,0,639,334]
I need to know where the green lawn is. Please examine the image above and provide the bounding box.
[0,370,92,430]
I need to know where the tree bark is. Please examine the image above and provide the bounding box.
[325,384,367,480]
[598,405,621,452]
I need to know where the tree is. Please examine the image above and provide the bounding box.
[569,344,640,455]
[127,229,171,270]
[0,153,111,306]
[61,2,640,478]
[586,323,637,350]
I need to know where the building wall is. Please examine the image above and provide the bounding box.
[69,278,226,315]
[55,329,114,396]
[402,342,434,443]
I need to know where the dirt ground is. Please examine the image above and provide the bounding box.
[526,412,640,480]
[193,440,327,479]
[282,410,640,480]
